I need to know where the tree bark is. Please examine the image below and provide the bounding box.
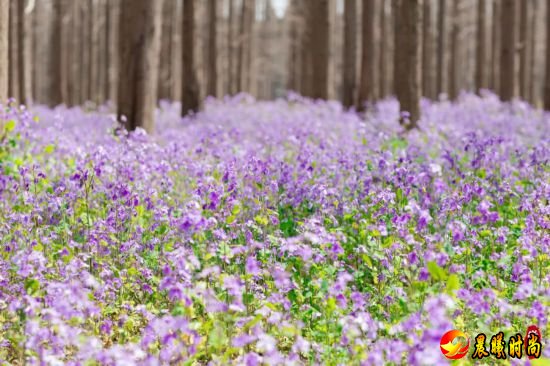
[0,0,7,103]
[449,0,459,100]
[490,0,500,92]
[342,0,356,108]
[529,0,537,104]
[519,0,529,100]
[181,0,200,115]
[309,0,329,99]
[394,0,422,129]
[357,0,375,109]
[47,0,63,107]
[421,0,434,99]
[475,0,486,92]
[228,0,234,94]
[207,0,217,97]
[16,0,26,103]
[158,0,174,100]
[379,0,388,98]
[117,0,163,132]
[545,0,550,109]
[8,0,17,100]
[499,0,516,101]
[436,0,446,96]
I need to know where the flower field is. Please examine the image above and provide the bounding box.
[0,93,549,365]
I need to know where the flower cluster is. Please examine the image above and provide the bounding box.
[0,93,548,365]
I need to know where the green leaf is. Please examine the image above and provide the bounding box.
[446,274,460,293]
[44,144,55,154]
[427,261,448,281]
[24,278,40,295]
[4,120,16,133]
[531,358,550,366]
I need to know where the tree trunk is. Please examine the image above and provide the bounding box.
[158,0,174,100]
[237,0,247,92]
[342,0,356,108]
[181,0,200,115]
[8,0,17,100]
[519,0,529,100]
[207,0,217,97]
[529,0,538,104]
[499,0,516,101]
[16,0,26,103]
[228,0,234,94]
[0,0,7,103]
[357,0,375,109]
[490,0,500,92]
[475,0,486,92]
[287,0,300,92]
[436,0,446,96]
[421,0,434,99]
[449,0,459,100]
[545,0,550,109]
[309,0,329,99]
[117,0,163,132]
[47,0,63,107]
[394,0,422,129]
[300,0,311,96]
[379,0,388,98]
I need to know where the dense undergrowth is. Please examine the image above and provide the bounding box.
[0,93,548,365]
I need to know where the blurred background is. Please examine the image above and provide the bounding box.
[1,0,549,110]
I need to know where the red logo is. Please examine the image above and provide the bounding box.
[440,329,470,359]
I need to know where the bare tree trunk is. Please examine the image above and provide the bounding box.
[8,0,17,100]
[181,0,200,115]
[287,0,300,91]
[47,0,63,107]
[342,0,356,108]
[0,0,7,103]
[449,0,459,100]
[395,0,422,129]
[158,0,174,100]
[117,0,163,132]
[357,0,375,109]
[379,0,388,98]
[436,0,446,96]
[309,0,329,99]
[519,0,529,100]
[490,0,500,92]
[207,0,217,97]
[545,0,550,109]
[107,0,119,103]
[499,0,516,101]
[422,0,434,99]
[475,0,486,92]
[529,1,539,105]
[237,0,247,92]
[244,0,255,94]
[16,0,26,103]
[300,0,312,96]
[228,0,234,94]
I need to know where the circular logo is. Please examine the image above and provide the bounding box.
[440,330,470,360]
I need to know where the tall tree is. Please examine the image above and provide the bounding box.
[287,0,300,92]
[422,0,434,99]
[529,0,538,104]
[436,0,446,96]
[342,0,356,108]
[207,0,217,97]
[8,0,17,100]
[47,0,63,107]
[309,0,329,99]
[181,0,200,115]
[117,0,163,132]
[475,0,486,92]
[490,0,500,92]
[0,0,7,103]
[227,0,234,94]
[519,0,529,99]
[499,0,516,101]
[357,0,375,109]
[379,0,388,98]
[449,0,459,100]
[158,0,174,100]
[16,0,26,103]
[545,0,550,109]
[394,0,422,129]
[237,0,252,92]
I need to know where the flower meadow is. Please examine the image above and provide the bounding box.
[0,93,549,365]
